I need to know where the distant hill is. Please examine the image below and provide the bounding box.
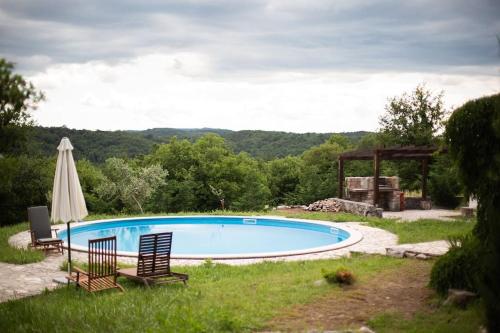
[30,126,371,163]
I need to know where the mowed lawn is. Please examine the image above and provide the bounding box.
[0,255,484,333]
[1,255,403,332]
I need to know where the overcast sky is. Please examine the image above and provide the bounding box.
[1,0,499,133]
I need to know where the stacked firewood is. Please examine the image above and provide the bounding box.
[305,198,342,212]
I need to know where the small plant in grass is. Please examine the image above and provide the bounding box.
[322,266,355,285]
[203,258,214,268]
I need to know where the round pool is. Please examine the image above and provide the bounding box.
[57,216,362,259]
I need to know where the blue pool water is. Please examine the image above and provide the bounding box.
[58,216,351,257]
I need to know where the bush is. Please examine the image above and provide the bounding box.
[430,234,479,295]
[428,155,463,208]
[323,266,355,285]
[445,93,500,331]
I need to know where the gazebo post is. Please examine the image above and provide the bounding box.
[338,157,344,199]
[421,158,429,200]
[373,149,381,207]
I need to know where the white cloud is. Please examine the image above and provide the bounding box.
[30,53,500,133]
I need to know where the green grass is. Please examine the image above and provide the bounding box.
[0,255,404,332]
[368,300,485,333]
[365,218,475,244]
[273,211,475,244]
[0,223,44,264]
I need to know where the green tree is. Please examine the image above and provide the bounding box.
[444,93,500,331]
[379,84,446,146]
[97,158,167,213]
[0,58,45,155]
[0,156,54,226]
[297,137,347,204]
[145,134,271,212]
[146,138,201,212]
[267,156,303,205]
[76,159,111,213]
[378,84,454,192]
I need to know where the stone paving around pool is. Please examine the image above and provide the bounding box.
[1,222,450,303]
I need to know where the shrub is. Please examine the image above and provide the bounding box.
[323,266,355,285]
[430,234,479,295]
[428,155,463,208]
[445,92,500,331]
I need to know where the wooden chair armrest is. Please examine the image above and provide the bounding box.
[72,266,88,275]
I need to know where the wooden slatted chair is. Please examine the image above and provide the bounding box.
[118,232,188,287]
[68,236,124,293]
[27,206,63,254]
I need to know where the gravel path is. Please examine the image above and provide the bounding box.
[384,209,462,221]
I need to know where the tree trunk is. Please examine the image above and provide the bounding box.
[131,195,144,214]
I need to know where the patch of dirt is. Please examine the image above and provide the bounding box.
[266,259,434,331]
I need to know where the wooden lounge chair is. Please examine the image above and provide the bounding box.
[118,232,188,287]
[68,236,124,293]
[27,206,63,253]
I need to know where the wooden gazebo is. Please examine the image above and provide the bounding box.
[338,146,446,207]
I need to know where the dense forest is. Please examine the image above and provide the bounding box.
[29,126,369,162]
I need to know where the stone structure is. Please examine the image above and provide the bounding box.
[305,198,383,217]
[345,176,401,211]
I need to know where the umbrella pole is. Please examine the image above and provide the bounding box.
[66,221,72,283]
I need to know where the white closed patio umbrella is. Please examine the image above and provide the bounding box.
[51,137,88,277]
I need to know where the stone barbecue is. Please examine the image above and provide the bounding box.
[345,176,401,211]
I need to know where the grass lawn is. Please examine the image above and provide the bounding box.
[1,255,404,332]
[0,255,485,333]
[0,222,44,264]
[368,301,485,333]
[275,211,476,244]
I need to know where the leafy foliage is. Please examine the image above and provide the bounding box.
[444,92,500,331]
[267,156,303,205]
[428,155,462,208]
[379,84,447,146]
[76,159,110,213]
[377,84,455,192]
[97,158,167,213]
[146,134,271,212]
[430,234,480,295]
[0,156,54,226]
[0,58,45,155]
[296,135,349,204]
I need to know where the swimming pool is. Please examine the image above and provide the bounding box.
[57,216,363,259]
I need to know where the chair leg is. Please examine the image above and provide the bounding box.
[75,272,80,289]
